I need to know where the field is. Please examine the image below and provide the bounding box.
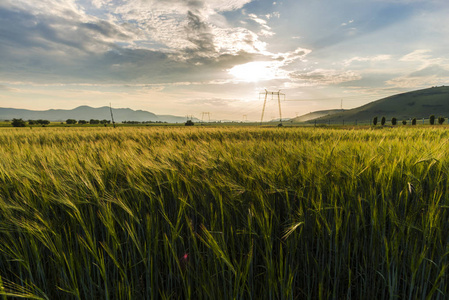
[0,126,449,299]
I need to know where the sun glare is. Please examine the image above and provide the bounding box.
[229,61,277,82]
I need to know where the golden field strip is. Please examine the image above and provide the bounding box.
[0,126,448,299]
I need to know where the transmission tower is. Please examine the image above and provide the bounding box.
[260,89,285,125]
[201,112,211,123]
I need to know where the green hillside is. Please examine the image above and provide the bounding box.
[292,109,345,122]
[293,86,449,123]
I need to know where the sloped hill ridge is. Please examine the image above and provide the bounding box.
[292,109,345,122]
[293,86,449,123]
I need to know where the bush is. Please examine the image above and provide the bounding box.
[373,117,378,126]
[412,118,417,125]
[185,120,194,126]
[381,117,386,126]
[430,115,435,125]
[78,120,87,124]
[89,119,100,124]
[66,119,77,124]
[11,118,26,127]
[391,117,397,126]
[402,120,407,125]
[438,116,445,125]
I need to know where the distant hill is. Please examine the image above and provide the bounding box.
[0,106,192,123]
[292,86,449,123]
[291,109,345,122]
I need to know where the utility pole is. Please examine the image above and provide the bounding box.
[109,103,116,128]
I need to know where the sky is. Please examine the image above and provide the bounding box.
[1,0,449,121]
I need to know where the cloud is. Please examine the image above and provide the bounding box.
[182,97,240,107]
[0,84,18,92]
[289,69,362,86]
[341,19,354,26]
[400,49,432,62]
[0,0,273,86]
[386,76,447,88]
[386,65,449,88]
[0,3,137,55]
[184,11,216,54]
[409,65,449,77]
[265,12,280,19]
[247,13,275,37]
[344,55,392,66]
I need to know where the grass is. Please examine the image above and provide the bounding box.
[0,126,449,299]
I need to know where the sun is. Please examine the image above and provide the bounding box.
[229,61,277,82]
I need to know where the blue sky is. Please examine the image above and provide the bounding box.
[0,0,448,120]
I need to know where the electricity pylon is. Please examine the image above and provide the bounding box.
[260,90,285,125]
[201,112,211,123]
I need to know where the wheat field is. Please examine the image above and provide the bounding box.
[0,126,448,299]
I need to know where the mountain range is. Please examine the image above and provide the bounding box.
[0,106,194,123]
[292,86,449,123]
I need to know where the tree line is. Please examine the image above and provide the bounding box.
[10,118,113,127]
[372,115,445,126]
[10,118,169,127]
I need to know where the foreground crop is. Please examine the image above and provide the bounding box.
[0,127,448,299]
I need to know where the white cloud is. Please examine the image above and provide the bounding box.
[397,50,449,71]
[344,55,392,66]
[248,14,267,25]
[400,49,432,62]
[341,19,354,26]
[214,27,268,54]
[289,69,362,86]
[386,76,447,88]
[265,12,280,19]
[386,64,449,88]
[248,13,275,36]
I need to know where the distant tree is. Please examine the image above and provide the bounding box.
[11,118,26,127]
[100,119,110,124]
[66,119,77,124]
[78,120,87,124]
[36,119,50,125]
[89,119,100,124]
[438,116,445,125]
[412,118,417,125]
[28,120,37,125]
[391,117,397,125]
[373,116,378,126]
[402,120,407,125]
[429,115,435,125]
[381,116,386,126]
[185,120,194,126]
